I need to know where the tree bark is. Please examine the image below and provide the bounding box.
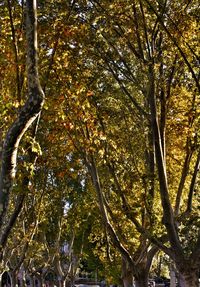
[122,274,134,287]
[134,262,150,287]
[178,269,199,287]
[134,278,148,287]
[121,257,134,287]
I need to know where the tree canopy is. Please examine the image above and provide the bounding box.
[0,1,199,287]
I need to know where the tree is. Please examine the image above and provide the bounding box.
[0,1,199,286]
[0,0,44,251]
[62,1,200,286]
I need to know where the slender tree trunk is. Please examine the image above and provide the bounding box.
[170,264,176,287]
[57,277,62,287]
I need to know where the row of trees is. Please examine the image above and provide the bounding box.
[0,0,199,286]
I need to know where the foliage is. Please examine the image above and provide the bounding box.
[0,0,199,285]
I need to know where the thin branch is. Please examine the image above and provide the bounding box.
[7,0,21,102]
[97,48,147,117]
[166,54,178,99]
[143,0,200,93]
[174,146,193,216]
[139,0,151,59]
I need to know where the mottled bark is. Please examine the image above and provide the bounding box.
[0,274,2,287]
[134,254,155,287]
[121,257,134,287]
[0,0,44,228]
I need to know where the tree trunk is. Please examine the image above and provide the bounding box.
[9,271,18,287]
[135,280,148,287]
[38,275,45,287]
[0,273,2,287]
[169,265,176,287]
[178,270,199,287]
[123,276,134,287]
[121,257,150,287]
[64,278,71,287]
[134,269,149,287]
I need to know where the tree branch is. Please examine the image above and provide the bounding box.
[85,155,136,271]
[186,151,200,213]
[143,0,200,93]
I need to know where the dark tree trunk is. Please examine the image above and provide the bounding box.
[177,267,199,287]
[9,271,18,287]
[135,277,148,287]
[121,257,134,287]
[122,274,134,287]
[134,264,149,287]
